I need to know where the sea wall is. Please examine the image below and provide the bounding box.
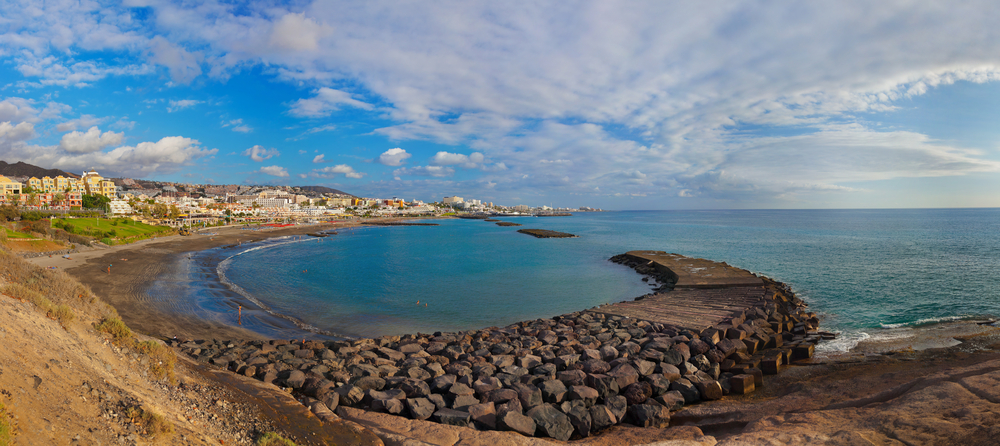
[170,253,825,441]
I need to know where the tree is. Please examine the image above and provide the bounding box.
[169,205,181,219]
[82,194,111,210]
[52,193,65,207]
[0,205,20,221]
[152,203,168,217]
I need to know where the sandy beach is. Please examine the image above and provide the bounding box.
[28,221,363,341]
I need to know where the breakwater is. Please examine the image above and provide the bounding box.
[171,252,824,441]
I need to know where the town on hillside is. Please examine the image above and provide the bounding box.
[0,169,602,229]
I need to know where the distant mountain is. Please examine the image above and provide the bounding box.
[297,185,355,196]
[0,161,78,179]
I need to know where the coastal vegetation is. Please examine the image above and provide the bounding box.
[256,432,298,446]
[123,405,174,440]
[0,399,12,446]
[52,217,173,245]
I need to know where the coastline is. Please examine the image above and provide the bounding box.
[31,221,365,340]
[27,223,1000,443]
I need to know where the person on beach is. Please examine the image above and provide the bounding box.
[107,264,112,275]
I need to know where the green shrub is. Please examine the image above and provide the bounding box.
[0,400,14,445]
[49,304,75,326]
[3,283,52,313]
[96,316,132,345]
[134,340,177,385]
[124,406,174,439]
[257,432,297,446]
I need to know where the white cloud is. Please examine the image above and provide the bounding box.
[289,88,373,118]
[2,136,217,178]
[378,148,411,166]
[260,165,289,177]
[149,36,202,84]
[393,165,455,178]
[110,117,136,130]
[56,114,102,132]
[313,154,326,163]
[242,145,279,162]
[429,151,484,168]
[167,99,203,112]
[0,121,36,142]
[312,164,365,179]
[232,125,252,133]
[59,126,124,153]
[269,13,332,51]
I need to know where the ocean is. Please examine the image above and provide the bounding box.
[152,209,1000,352]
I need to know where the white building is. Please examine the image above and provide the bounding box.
[109,200,133,215]
[443,196,464,204]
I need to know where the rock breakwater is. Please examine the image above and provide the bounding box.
[517,229,578,238]
[171,254,825,441]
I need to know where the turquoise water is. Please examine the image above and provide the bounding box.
[186,209,1000,348]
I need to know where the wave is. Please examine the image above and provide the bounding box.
[215,236,358,340]
[879,314,979,329]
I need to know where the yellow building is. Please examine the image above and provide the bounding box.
[0,176,23,195]
[26,177,42,191]
[79,170,117,198]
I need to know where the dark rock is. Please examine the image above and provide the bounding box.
[430,374,457,392]
[689,339,710,356]
[335,384,365,406]
[586,373,620,400]
[557,369,587,387]
[632,359,656,376]
[372,398,404,414]
[661,349,684,366]
[511,383,543,410]
[434,408,471,427]
[622,381,653,405]
[581,359,611,374]
[606,395,628,422]
[660,363,681,381]
[497,398,523,417]
[448,382,475,396]
[351,375,386,391]
[498,411,536,436]
[451,394,480,410]
[608,363,639,388]
[670,379,700,404]
[527,404,574,441]
[560,400,592,438]
[468,401,497,429]
[567,385,599,407]
[644,374,671,396]
[627,404,670,428]
[398,379,431,398]
[538,379,568,404]
[654,390,685,411]
[487,388,518,403]
[284,370,306,389]
[427,393,448,410]
[589,404,617,432]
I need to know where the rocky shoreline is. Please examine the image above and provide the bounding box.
[170,253,825,441]
[517,229,579,238]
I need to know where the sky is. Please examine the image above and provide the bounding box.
[2,1,1000,209]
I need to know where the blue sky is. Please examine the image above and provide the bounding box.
[2,1,1000,209]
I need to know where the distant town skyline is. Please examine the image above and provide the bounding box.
[2,2,1000,209]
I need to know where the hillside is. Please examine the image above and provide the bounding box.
[0,248,371,446]
[0,161,77,179]
[296,185,354,196]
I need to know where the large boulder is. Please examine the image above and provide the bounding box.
[589,404,617,432]
[498,411,536,436]
[627,404,671,428]
[527,404,574,441]
[406,398,436,420]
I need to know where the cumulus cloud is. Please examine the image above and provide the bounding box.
[2,136,217,178]
[56,114,102,132]
[312,165,365,179]
[378,148,411,166]
[242,145,279,162]
[0,121,36,142]
[59,127,124,153]
[429,151,484,168]
[288,88,373,118]
[260,165,289,177]
[313,154,326,163]
[393,165,455,178]
[167,99,203,112]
